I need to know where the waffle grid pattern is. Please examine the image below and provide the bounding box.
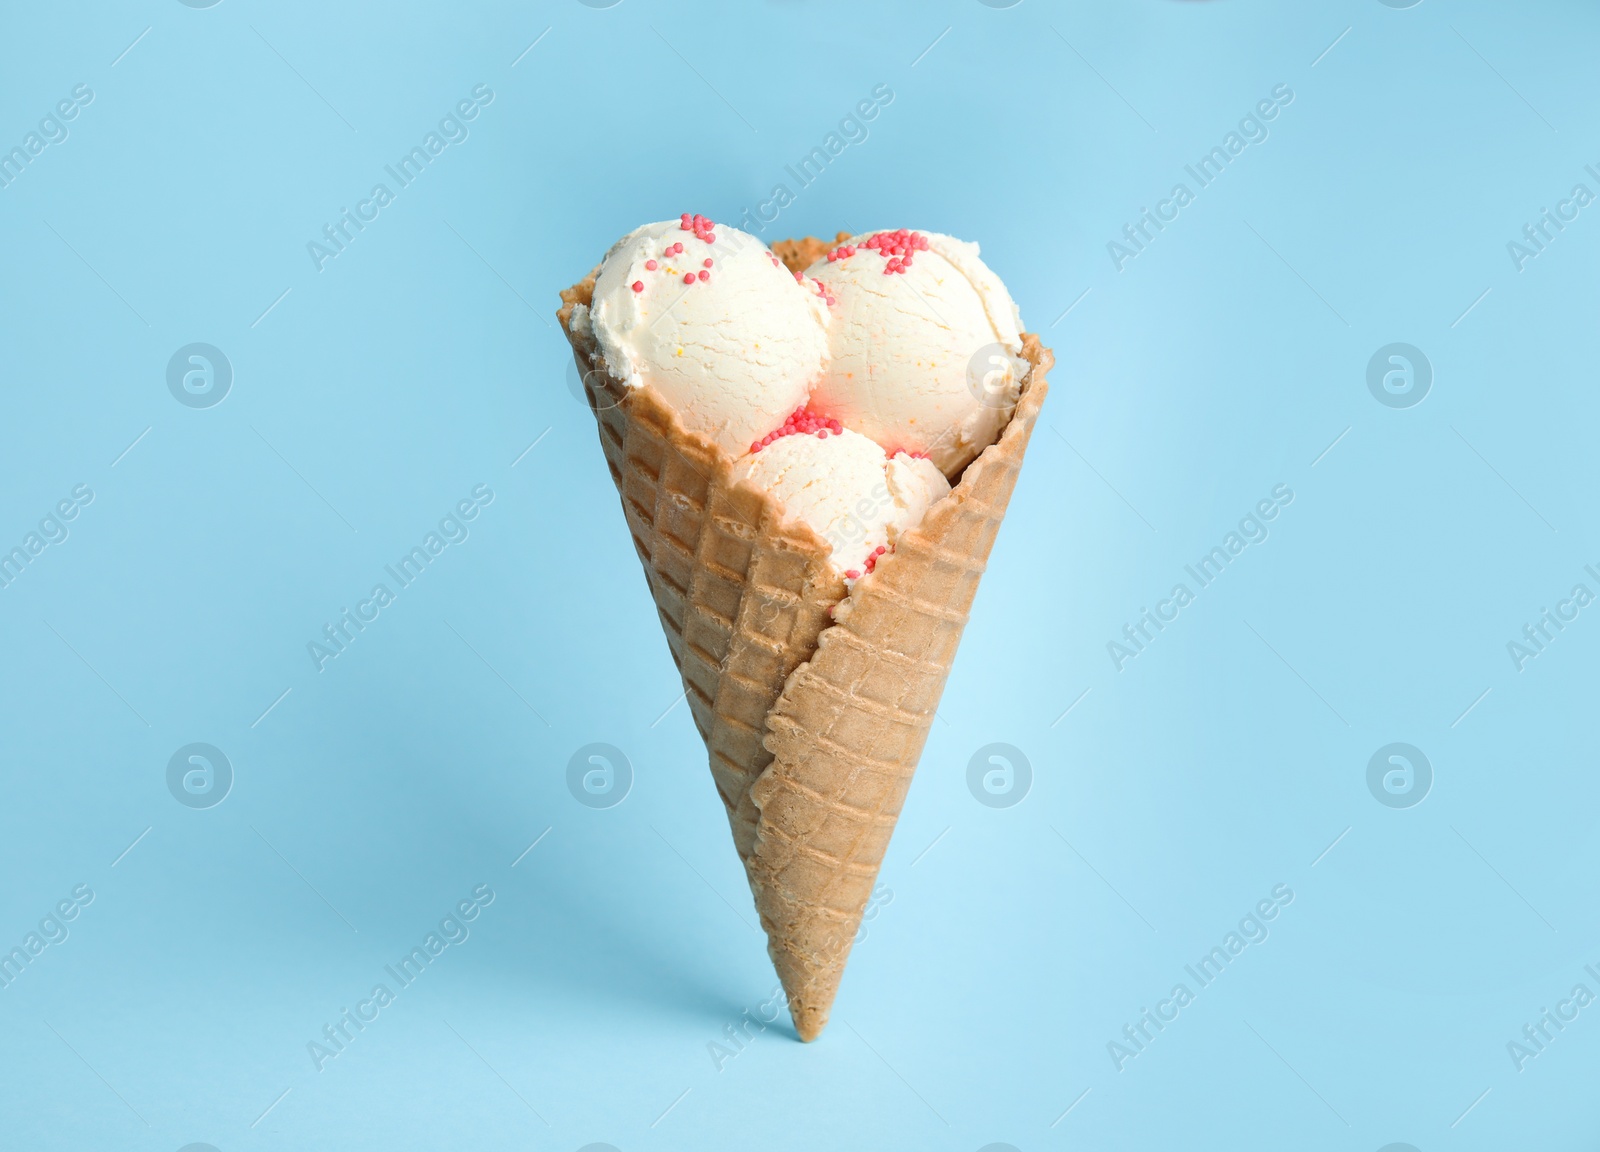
[751,338,1048,1039]
[559,271,1052,1041]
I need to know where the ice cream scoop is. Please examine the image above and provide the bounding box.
[730,420,949,579]
[804,229,1026,478]
[571,215,829,458]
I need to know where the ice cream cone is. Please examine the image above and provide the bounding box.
[558,237,1051,1040]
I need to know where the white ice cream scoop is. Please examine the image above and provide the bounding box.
[803,229,1026,478]
[572,215,830,458]
[730,423,949,580]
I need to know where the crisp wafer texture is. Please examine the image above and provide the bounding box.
[558,239,1050,1040]
[770,232,850,276]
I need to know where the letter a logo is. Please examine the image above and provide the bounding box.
[166,343,233,409]
[967,743,1032,809]
[1366,343,1432,409]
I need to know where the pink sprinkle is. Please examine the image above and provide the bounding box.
[845,569,861,580]
[862,229,926,274]
[683,273,695,284]
[631,281,643,292]
[697,269,709,281]
[703,258,713,268]
[645,259,657,271]
[753,406,847,449]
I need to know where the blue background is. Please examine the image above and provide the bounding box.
[1,0,1597,1148]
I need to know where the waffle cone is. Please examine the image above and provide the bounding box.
[558,238,1050,1040]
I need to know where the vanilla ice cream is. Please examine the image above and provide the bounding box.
[570,216,829,458]
[805,229,1026,478]
[730,423,949,580]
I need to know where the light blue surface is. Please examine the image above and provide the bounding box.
[2,1,1597,1148]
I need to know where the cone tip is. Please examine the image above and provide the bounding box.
[791,1001,829,1042]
